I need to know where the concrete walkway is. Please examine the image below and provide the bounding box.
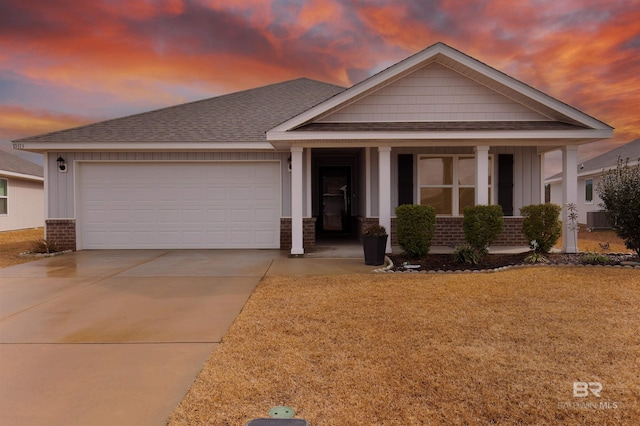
[0,249,374,425]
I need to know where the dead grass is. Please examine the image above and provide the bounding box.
[0,228,44,268]
[170,267,639,425]
[555,226,629,253]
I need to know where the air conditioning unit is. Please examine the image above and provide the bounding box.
[586,211,611,230]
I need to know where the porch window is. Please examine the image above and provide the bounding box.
[419,155,493,216]
[0,179,7,214]
[585,178,593,203]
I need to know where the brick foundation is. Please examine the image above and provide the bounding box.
[46,219,76,251]
[358,216,528,247]
[280,217,316,249]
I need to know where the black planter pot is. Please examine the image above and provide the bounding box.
[362,235,388,265]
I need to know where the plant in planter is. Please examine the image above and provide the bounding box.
[362,224,388,265]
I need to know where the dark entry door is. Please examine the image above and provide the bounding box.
[319,166,351,233]
[498,154,514,216]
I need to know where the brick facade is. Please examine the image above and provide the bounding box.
[358,216,528,247]
[46,219,76,251]
[48,215,525,252]
[280,217,316,249]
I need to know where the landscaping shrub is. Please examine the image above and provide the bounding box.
[29,238,60,254]
[452,245,481,265]
[520,204,562,253]
[395,204,436,258]
[462,205,504,255]
[596,157,640,256]
[580,251,612,265]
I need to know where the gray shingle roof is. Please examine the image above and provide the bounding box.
[547,138,640,180]
[0,150,43,177]
[15,78,345,144]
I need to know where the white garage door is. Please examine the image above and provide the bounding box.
[77,162,281,249]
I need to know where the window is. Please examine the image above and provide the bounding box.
[585,178,593,203]
[419,155,493,216]
[0,179,7,214]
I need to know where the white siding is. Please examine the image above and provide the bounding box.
[46,151,291,219]
[319,62,548,123]
[0,177,44,231]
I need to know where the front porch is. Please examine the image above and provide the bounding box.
[266,44,612,256]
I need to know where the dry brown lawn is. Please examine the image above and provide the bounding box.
[170,267,639,425]
[555,227,629,253]
[0,228,44,268]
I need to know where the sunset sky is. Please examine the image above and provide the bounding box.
[2,0,639,175]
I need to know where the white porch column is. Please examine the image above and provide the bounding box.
[378,146,392,253]
[475,145,490,205]
[562,145,579,253]
[290,146,304,256]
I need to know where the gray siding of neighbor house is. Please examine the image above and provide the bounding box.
[0,177,44,231]
[46,151,292,219]
[549,174,604,224]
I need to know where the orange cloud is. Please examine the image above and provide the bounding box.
[0,106,92,140]
[0,0,637,154]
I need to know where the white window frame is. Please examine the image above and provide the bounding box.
[418,154,494,217]
[0,178,7,215]
[585,178,593,204]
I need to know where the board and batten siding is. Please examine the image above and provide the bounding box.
[318,62,548,123]
[46,152,292,220]
[0,177,44,231]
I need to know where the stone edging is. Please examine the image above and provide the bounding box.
[18,250,73,258]
[373,255,640,274]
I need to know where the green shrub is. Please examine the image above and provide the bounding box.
[596,157,640,256]
[395,204,436,258]
[463,205,504,255]
[580,251,611,265]
[520,204,562,253]
[452,245,481,265]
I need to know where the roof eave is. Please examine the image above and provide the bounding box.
[12,141,275,153]
[267,128,613,142]
[0,170,44,181]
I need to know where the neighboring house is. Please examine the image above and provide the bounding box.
[13,43,612,254]
[546,138,640,225]
[0,150,44,231]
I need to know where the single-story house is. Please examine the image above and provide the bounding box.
[0,150,44,231]
[13,42,612,254]
[546,138,640,226]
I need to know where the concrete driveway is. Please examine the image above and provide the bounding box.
[0,249,282,426]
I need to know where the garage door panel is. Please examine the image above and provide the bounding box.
[78,162,281,249]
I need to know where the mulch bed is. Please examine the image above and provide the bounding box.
[389,252,638,272]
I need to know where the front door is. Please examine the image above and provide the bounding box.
[318,166,351,234]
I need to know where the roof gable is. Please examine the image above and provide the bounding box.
[317,61,549,123]
[268,42,613,136]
